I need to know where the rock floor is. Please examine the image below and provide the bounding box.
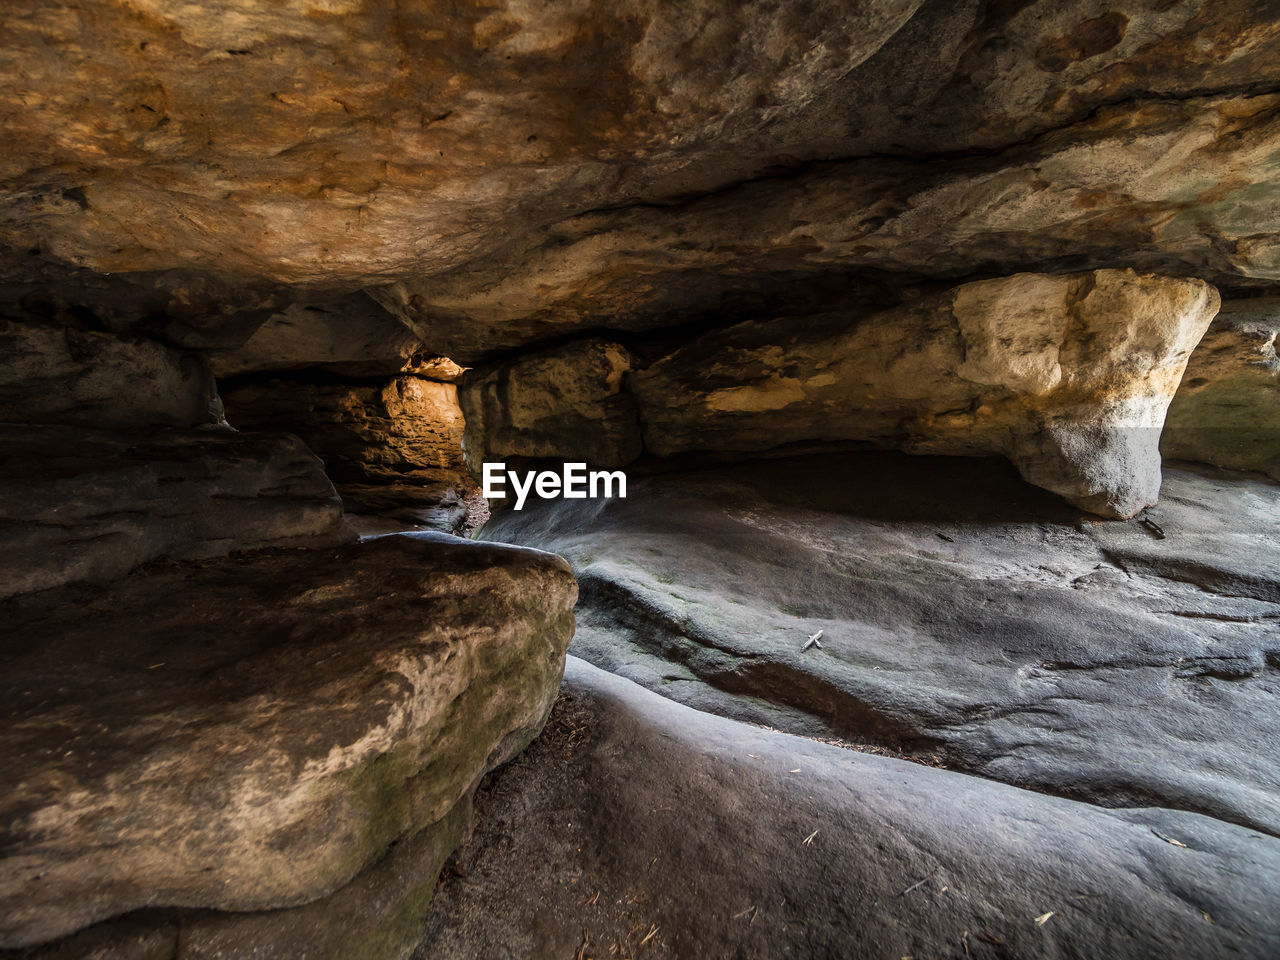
[418,657,1280,960]
[481,453,1280,840]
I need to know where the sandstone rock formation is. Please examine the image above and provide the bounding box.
[221,375,484,533]
[0,532,577,951]
[460,270,1217,517]
[459,339,642,471]
[0,2,1276,354]
[208,294,429,379]
[635,269,1218,517]
[2,2,1280,958]
[1164,297,1280,479]
[419,657,1280,959]
[482,453,1280,838]
[0,316,223,429]
[0,425,346,599]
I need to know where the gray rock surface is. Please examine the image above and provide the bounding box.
[221,376,485,533]
[0,425,347,599]
[0,532,577,949]
[0,318,223,429]
[1164,297,1280,479]
[417,656,1280,959]
[482,453,1280,837]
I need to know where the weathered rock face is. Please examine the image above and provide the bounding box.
[482,453,1280,838]
[459,339,642,471]
[379,92,1280,358]
[0,316,223,429]
[419,657,1280,959]
[12,797,472,960]
[0,2,1277,357]
[0,425,346,599]
[222,375,484,533]
[635,269,1218,516]
[0,0,922,286]
[0,532,577,950]
[459,270,1217,517]
[208,293,428,379]
[1163,297,1280,479]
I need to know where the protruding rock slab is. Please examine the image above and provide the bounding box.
[0,318,223,429]
[222,376,484,533]
[631,269,1217,516]
[1164,297,1280,480]
[0,425,347,599]
[482,453,1280,837]
[0,532,577,949]
[419,657,1280,959]
[208,294,426,379]
[459,339,643,471]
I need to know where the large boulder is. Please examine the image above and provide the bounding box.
[221,375,484,533]
[0,532,577,951]
[1163,297,1280,479]
[481,452,1280,838]
[419,656,1280,959]
[0,425,346,599]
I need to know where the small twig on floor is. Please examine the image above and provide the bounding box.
[803,829,819,845]
[962,930,970,956]
[898,869,938,896]
[1034,911,1055,926]
[575,928,590,960]
[1151,828,1188,848]
[640,924,659,946]
[803,629,824,651]
[1138,512,1167,539]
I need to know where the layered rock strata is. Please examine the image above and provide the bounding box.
[222,375,484,533]
[0,425,345,599]
[461,270,1218,517]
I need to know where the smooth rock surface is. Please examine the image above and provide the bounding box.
[481,453,1280,837]
[0,425,346,599]
[0,317,223,429]
[0,532,577,948]
[459,339,643,471]
[1163,297,1280,479]
[222,376,484,533]
[418,656,1280,959]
